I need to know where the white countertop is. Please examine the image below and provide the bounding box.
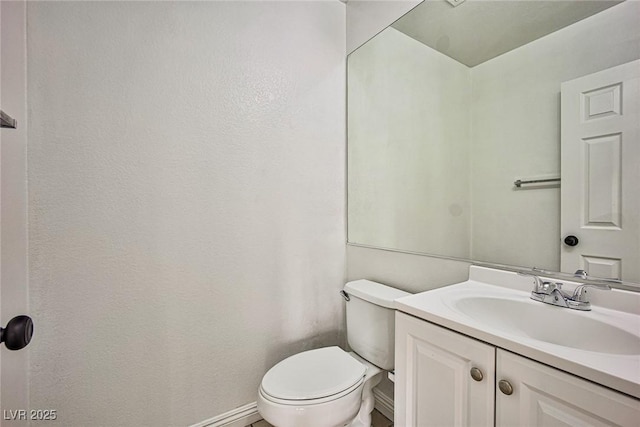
[394,266,640,399]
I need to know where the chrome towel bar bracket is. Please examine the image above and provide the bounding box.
[1,110,17,129]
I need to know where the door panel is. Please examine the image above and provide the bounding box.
[561,59,640,282]
[583,133,621,227]
[496,349,640,427]
[395,312,495,427]
[582,255,621,279]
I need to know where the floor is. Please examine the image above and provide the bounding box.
[249,409,393,427]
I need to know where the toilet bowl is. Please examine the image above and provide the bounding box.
[257,347,382,427]
[257,280,410,427]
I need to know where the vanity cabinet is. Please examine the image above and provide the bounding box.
[395,312,640,427]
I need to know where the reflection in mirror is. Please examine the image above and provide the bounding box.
[348,0,640,284]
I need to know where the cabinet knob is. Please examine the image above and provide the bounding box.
[470,367,483,382]
[498,379,514,395]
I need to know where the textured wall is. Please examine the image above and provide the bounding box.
[27,2,345,425]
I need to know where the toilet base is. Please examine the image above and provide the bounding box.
[346,352,383,427]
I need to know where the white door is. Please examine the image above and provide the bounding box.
[496,349,640,426]
[561,60,640,282]
[395,312,495,427]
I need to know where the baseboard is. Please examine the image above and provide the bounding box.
[373,387,394,422]
[190,402,262,427]
[190,390,393,427]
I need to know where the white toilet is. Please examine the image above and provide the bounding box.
[257,279,410,427]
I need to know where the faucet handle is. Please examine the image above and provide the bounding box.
[518,272,543,292]
[518,272,563,295]
[572,283,612,302]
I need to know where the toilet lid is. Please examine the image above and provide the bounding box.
[261,347,366,401]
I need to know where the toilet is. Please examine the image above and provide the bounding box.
[257,279,410,427]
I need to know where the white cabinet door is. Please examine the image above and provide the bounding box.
[496,349,640,427]
[395,312,495,427]
[560,59,640,282]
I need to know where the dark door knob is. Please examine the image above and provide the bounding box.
[564,235,579,247]
[1,315,33,350]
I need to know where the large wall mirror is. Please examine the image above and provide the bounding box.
[348,0,640,285]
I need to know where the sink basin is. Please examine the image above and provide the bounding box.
[452,296,640,355]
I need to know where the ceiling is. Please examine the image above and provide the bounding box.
[391,0,624,67]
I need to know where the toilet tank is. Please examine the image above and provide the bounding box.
[343,280,410,370]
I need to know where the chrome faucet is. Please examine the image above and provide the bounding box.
[572,283,612,305]
[519,271,611,311]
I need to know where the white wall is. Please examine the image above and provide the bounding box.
[27,2,345,426]
[346,245,470,293]
[348,28,471,259]
[1,0,29,423]
[470,0,640,269]
[346,0,422,54]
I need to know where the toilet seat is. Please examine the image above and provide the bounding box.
[260,347,366,403]
[257,380,365,427]
[259,377,363,406]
